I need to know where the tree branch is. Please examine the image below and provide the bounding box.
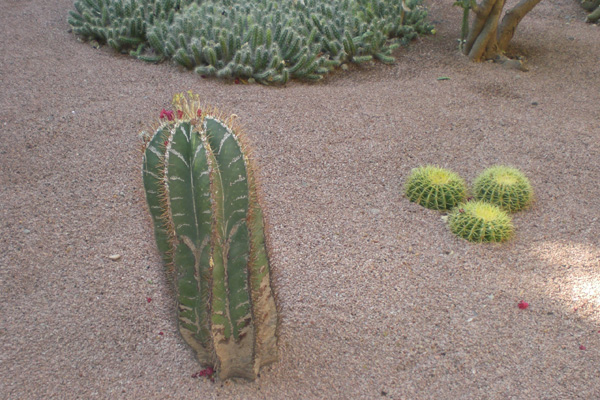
[463,0,502,55]
[497,0,543,51]
[467,0,505,60]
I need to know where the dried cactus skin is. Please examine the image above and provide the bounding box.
[142,126,173,266]
[141,95,278,381]
[404,165,468,211]
[448,201,514,243]
[473,166,533,212]
[246,201,279,369]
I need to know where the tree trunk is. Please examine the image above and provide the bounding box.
[497,0,543,49]
[463,0,543,62]
[463,0,505,61]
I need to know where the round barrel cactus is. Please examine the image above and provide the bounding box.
[473,166,533,212]
[404,165,468,211]
[448,201,514,242]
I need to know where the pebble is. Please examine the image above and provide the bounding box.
[23,229,30,234]
[108,254,122,261]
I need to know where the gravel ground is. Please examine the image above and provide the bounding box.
[1,0,599,399]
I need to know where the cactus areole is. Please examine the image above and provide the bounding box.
[142,93,278,381]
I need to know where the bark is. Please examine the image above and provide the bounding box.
[497,0,543,50]
[463,0,543,62]
[463,0,499,57]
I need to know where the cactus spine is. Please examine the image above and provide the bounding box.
[404,165,468,211]
[142,93,278,380]
[448,201,514,243]
[472,166,533,212]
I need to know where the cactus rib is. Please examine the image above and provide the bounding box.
[141,93,278,381]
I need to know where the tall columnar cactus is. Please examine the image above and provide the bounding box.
[142,93,278,381]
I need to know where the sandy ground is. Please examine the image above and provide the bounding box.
[1,0,600,399]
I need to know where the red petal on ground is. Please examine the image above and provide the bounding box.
[518,301,529,310]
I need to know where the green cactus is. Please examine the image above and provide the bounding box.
[141,93,278,381]
[68,0,434,84]
[448,201,514,243]
[404,165,468,211]
[141,125,174,267]
[582,0,600,22]
[472,166,533,212]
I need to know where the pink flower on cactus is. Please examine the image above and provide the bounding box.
[160,109,174,121]
[197,108,202,117]
[518,300,529,310]
[177,110,183,119]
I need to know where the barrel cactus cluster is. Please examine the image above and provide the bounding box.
[404,165,533,243]
[142,92,278,380]
[68,0,433,84]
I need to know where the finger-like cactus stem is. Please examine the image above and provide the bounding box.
[141,93,278,380]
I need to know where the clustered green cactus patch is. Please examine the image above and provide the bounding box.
[142,92,278,380]
[68,0,433,84]
[404,165,533,243]
[404,165,468,211]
